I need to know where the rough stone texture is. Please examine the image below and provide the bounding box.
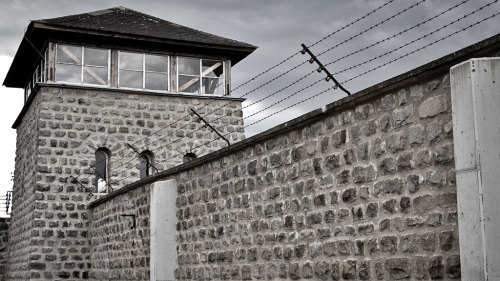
[137,73,458,280]
[7,34,489,281]
[0,218,10,281]
[8,86,244,280]
[90,184,151,280]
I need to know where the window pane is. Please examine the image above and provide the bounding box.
[84,48,108,67]
[146,54,168,73]
[119,70,143,88]
[56,64,81,83]
[84,66,108,86]
[202,60,223,78]
[178,75,200,93]
[120,52,143,70]
[202,77,224,95]
[95,150,108,193]
[145,72,168,91]
[178,57,200,75]
[57,45,82,64]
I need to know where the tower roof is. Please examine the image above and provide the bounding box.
[3,6,257,88]
[35,7,255,49]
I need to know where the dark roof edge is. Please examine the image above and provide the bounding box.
[88,32,500,208]
[12,83,245,129]
[34,6,257,49]
[31,21,257,51]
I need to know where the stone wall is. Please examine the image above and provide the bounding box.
[170,73,460,280]
[86,35,500,280]
[90,184,151,280]
[9,86,244,280]
[7,90,41,281]
[0,218,10,281]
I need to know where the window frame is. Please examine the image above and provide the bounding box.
[177,56,225,96]
[95,148,110,194]
[55,43,111,87]
[139,152,155,179]
[118,51,170,91]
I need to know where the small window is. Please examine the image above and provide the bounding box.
[55,44,109,86]
[177,57,224,95]
[95,149,110,193]
[119,52,169,91]
[139,151,154,179]
[183,153,197,163]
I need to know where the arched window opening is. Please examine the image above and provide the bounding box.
[95,149,110,193]
[183,152,197,164]
[139,151,154,179]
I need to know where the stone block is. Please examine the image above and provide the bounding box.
[385,258,410,280]
[419,95,445,118]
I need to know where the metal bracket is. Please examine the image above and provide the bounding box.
[300,43,351,96]
[191,109,230,145]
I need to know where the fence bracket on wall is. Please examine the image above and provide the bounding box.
[190,109,230,146]
[120,214,136,229]
[300,43,351,96]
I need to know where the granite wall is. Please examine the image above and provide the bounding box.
[169,72,460,280]
[89,71,462,280]
[9,86,244,280]
[0,218,10,281]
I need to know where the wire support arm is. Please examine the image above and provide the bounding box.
[300,44,351,96]
[190,109,230,146]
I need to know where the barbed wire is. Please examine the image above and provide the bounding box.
[324,0,473,67]
[231,0,396,93]
[85,1,499,187]
[341,10,500,85]
[155,9,499,165]
[80,0,413,176]
[316,0,426,58]
[326,0,499,78]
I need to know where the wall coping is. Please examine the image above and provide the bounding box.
[88,33,500,208]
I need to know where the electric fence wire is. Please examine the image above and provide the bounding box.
[143,0,467,163]
[83,0,407,175]
[94,1,495,183]
[99,0,400,158]
[341,10,500,85]
[230,0,396,93]
[113,0,428,167]
[326,0,499,76]
[153,9,500,165]
[324,0,473,67]
[315,0,426,58]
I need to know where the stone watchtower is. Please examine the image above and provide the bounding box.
[2,7,255,280]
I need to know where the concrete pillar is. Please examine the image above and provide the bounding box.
[150,180,177,281]
[450,57,500,281]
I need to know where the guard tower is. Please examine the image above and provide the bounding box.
[2,7,255,280]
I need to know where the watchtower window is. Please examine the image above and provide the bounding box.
[177,57,224,95]
[119,51,169,91]
[55,44,110,86]
[95,149,109,193]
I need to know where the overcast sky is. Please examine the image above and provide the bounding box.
[0,0,498,216]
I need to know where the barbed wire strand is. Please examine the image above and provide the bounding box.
[327,0,499,77]
[83,0,409,173]
[324,0,473,67]
[157,10,499,165]
[231,0,396,93]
